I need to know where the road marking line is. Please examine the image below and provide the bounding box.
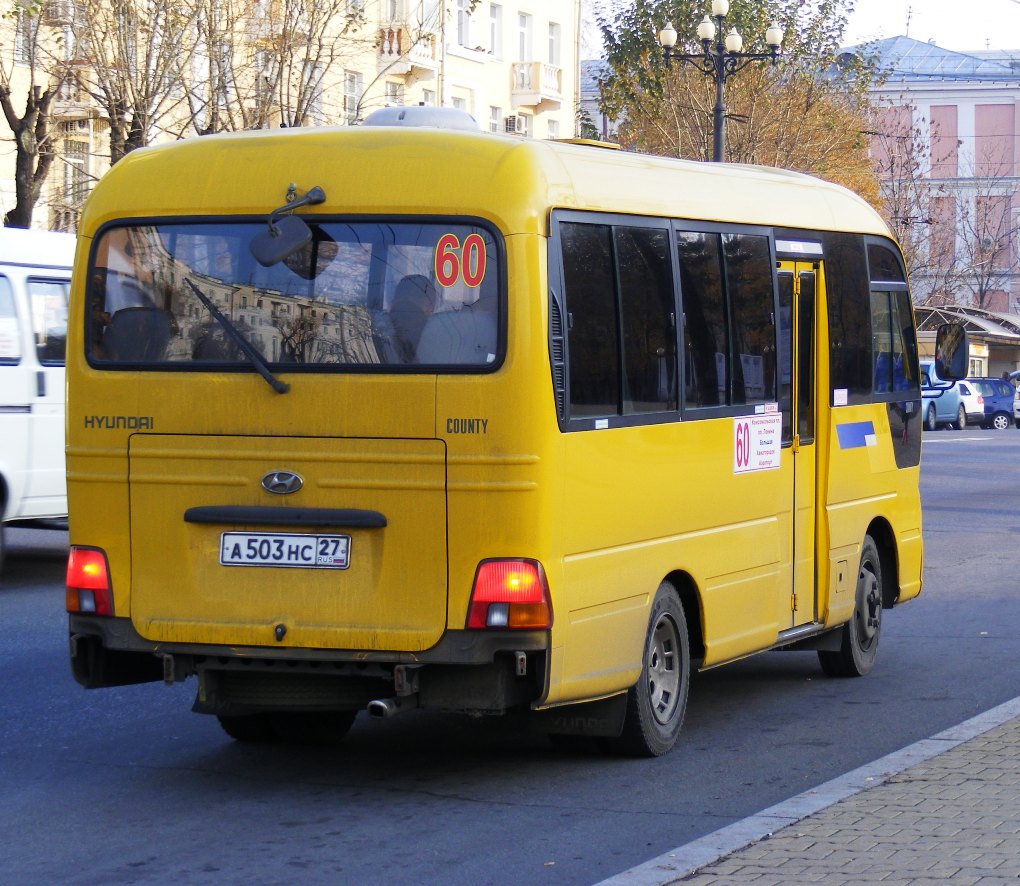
[596,694,1020,886]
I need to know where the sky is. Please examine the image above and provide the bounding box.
[842,0,1020,52]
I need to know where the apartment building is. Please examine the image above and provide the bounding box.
[862,36,1020,314]
[0,0,581,233]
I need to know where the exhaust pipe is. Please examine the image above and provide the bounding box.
[367,696,419,719]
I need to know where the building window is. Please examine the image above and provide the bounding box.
[547,119,560,139]
[548,22,561,66]
[517,13,532,61]
[343,70,363,124]
[14,9,32,63]
[63,140,90,205]
[422,89,436,106]
[385,82,405,106]
[456,0,471,46]
[489,106,502,134]
[490,4,502,57]
[519,113,532,138]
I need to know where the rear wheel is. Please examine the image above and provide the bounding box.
[924,404,937,431]
[819,536,883,678]
[991,412,1011,430]
[954,405,967,429]
[607,581,690,757]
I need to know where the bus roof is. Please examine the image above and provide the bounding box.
[0,227,76,269]
[80,126,891,241]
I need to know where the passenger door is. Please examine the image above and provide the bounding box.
[778,262,817,628]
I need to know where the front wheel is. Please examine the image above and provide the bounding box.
[819,536,883,677]
[607,581,690,757]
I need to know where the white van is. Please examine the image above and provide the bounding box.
[0,228,76,572]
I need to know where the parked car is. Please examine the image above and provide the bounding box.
[967,377,1015,430]
[1014,383,1020,429]
[921,361,967,430]
[955,380,985,427]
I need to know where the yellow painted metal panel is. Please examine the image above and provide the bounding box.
[127,435,446,651]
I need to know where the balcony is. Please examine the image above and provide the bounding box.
[511,62,562,110]
[378,26,438,80]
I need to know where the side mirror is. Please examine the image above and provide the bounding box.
[934,323,968,381]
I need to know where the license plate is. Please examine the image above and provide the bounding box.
[219,531,350,569]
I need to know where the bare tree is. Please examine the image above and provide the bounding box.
[0,1,67,227]
[67,0,201,163]
[867,103,957,304]
[951,162,1020,311]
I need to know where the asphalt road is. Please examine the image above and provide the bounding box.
[2,429,1018,885]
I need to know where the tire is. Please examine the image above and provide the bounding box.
[819,536,883,678]
[218,710,357,744]
[0,524,5,576]
[607,581,690,757]
[954,405,967,429]
[991,412,1011,431]
[924,404,937,431]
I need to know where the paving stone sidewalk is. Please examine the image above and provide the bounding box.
[668,716,1020,884]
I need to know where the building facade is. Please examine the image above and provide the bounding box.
[0,0,581,233]
[862,37,1020,315]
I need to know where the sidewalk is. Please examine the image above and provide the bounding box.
[601,696,1020,885]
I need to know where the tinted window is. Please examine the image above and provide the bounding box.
[824,233,871,399]
[562,222,618,417]
[561,222,676,419]
[725,234,775,406]
[873,289,917,394]
[617,227,676,414]
[677,232,726,408]
[867,243,905,283]
[678,231,775,409]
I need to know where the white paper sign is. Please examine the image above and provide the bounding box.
[734,413,783,474]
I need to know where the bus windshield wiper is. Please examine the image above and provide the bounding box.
[185,278,289,394]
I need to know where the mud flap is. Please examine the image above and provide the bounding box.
[530,693,628,738]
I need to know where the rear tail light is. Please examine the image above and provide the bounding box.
[466,559,552,630]
[66,547,114,616]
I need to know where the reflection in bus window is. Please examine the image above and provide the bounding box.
[87,221,501,370]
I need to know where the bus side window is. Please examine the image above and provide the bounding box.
[615,226,675,414]
[677,231,726,409]
[561,222,618,417]
[724,233,775,406]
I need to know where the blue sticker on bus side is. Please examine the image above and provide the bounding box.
[836,421,877,449]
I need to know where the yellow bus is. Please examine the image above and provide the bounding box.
[66,108,933,756]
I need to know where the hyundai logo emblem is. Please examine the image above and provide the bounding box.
[261,470,304,495]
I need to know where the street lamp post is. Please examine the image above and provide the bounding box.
[658,0,783,162]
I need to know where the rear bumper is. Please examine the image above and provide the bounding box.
[69,615,550,714]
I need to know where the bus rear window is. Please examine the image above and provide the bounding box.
[87,221,501,370]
